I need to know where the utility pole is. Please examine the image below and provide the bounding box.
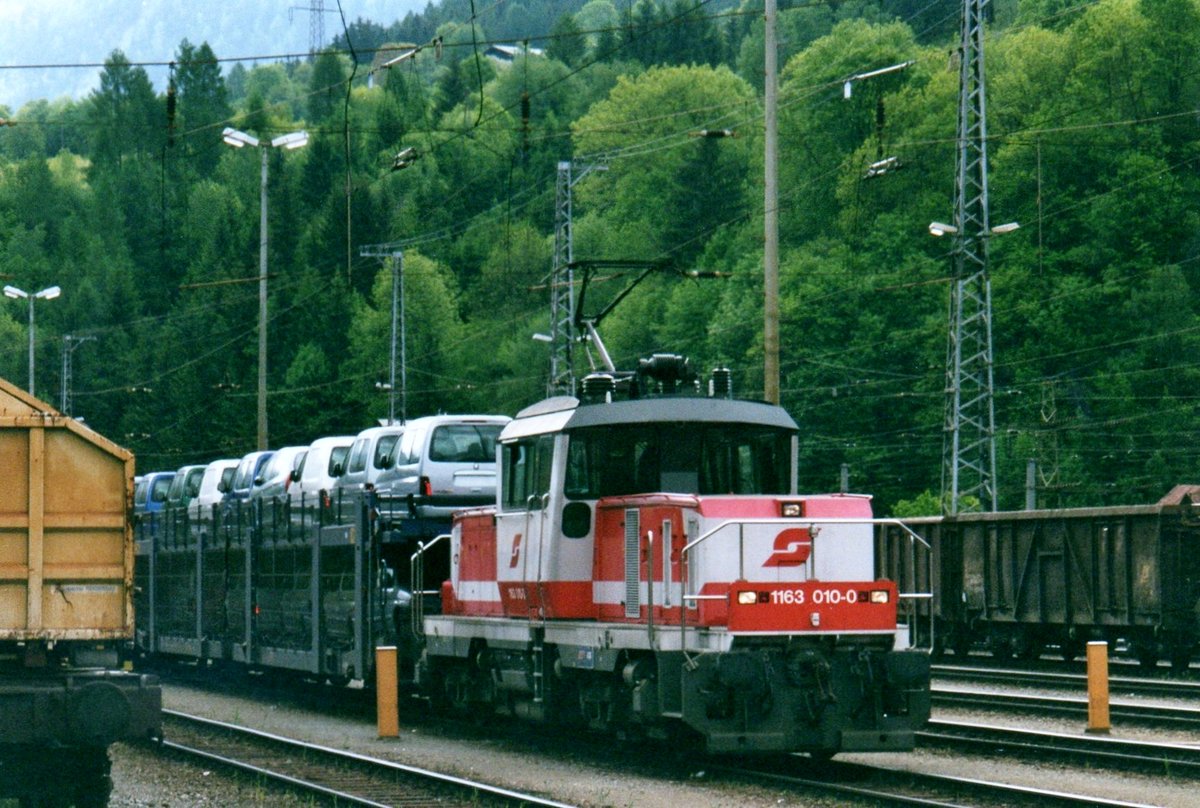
[360,245,405,424]
[548,160,605,397]
[60,334,95,416]
[942,0,998,513]
[222,127,309,450]
[763,0,780,404]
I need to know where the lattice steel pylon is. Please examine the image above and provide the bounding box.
[548,162,575,396]
[547,160,604,396]
[942,0,998,514]
[310,0,325,55]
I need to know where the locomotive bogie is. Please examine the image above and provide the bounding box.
[417,617,929,754]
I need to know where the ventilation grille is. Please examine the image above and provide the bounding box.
[624,508,640,618]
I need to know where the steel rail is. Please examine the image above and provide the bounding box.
[933,663,1200,699]
[932,687,1200,727]
[158,709,576,808]
[922,718,1200,775]
[719,758,1155,807]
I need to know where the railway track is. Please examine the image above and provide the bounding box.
[934,687,1200,727]
[934,663,1200,699]
[921,718,1200,776]
[932,665,1200,729]
[156,709,575,808]
[723,755,1159,807]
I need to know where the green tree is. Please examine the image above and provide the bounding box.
[344,252,464,420]
[547,12,587,67]
[174,40,231,176]
[572,65,755,265]
[87,51,163,168]
[309,49,349,125]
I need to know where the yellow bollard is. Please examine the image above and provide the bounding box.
[376,646,399,738]
[1085,640,1110,734]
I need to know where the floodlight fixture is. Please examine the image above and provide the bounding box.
[991,221,1020,234]
[865,156,900,178]
[928,222,958,237]
[4,283,61,396]
[391,146,418,171]
[222,127,259,148]
[271,131,309,150]
[843,60,915,99]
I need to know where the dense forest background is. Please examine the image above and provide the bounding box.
[1,0,1197,514]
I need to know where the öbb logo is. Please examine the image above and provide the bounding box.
[763,527,813,567]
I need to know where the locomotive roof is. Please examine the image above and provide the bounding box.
[503,395,798,441]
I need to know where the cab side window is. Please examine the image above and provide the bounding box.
[501,435,553,510]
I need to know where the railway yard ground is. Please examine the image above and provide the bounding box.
[89,660,1200,807]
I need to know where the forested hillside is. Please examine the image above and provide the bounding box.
[0,0,1196,514]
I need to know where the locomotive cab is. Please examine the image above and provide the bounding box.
[421,367,931,756]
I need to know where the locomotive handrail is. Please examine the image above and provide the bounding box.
[411,533,450,639]
[679,517,934,654]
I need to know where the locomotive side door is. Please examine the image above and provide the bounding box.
[495,434,555,618]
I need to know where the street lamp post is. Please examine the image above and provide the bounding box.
[4,284,61,398]
[222,127,308,450]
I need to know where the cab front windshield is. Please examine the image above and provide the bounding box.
[564,423,792,499]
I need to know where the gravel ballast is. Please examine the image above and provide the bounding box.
[99,679,1200,807]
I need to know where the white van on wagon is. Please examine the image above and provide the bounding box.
[333,425,407,493]
[374,414,510,519]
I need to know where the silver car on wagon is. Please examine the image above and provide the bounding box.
[374,414,510,519]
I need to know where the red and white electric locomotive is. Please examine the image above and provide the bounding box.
[415,360,931,756]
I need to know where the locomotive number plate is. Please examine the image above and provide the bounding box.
[728,581,897,633]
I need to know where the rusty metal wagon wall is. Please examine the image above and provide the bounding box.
[0,377,161,806]
[0,377,134,644]
[876,490,1200,669]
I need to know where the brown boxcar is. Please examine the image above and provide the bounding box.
[0,378,160,807]
[876,488,1200,669]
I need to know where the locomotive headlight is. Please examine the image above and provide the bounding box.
[869,589,890,604]
[737,591,759,605]
[780,502,804,517]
